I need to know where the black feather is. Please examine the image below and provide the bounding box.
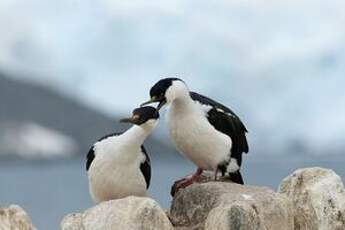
[229,171,244,184]
[140,146,151,189]
[86,148,95,171]
[190,92,249,166]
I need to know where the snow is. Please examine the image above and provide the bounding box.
[0,122,78,158]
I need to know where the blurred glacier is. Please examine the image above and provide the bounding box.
[0,0,345,157]
[0,122,78,158]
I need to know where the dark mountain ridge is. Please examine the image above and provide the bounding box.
[0,72,169,159]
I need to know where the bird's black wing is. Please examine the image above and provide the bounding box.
[190,92,249,166]
[86,148,95,171]
[140,145,151,189]
[86,133,122,171]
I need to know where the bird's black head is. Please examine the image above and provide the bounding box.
[120,106,159,126]
[141,78,184,110]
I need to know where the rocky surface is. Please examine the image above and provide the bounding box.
[0,205,36,230]
[61,196,173,230]
[279,167,345,230]
[3,167,344,229]
[169,181,294,230]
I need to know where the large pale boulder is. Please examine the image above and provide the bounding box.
[61,196,173,230]
[279,167,345,230]
[0,205,36,230]
[169,181,294,230]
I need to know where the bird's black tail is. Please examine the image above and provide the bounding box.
[229,171,244,184]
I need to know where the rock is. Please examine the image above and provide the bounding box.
[0,205,36,230]
[170,172,235,197]
[169,181,294,230]
[61,196,174,230]
[279,167,345,230]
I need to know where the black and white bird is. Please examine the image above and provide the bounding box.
[86,106,159,203]
[141,78,249,194]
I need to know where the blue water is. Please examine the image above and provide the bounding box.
[0,155,344,229]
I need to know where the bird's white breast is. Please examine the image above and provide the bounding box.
[87,136,147,203]
[168,101,232,170]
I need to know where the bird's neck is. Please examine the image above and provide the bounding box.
[170,94,205,118]
[121,124,153,147]
[171,95,195,112]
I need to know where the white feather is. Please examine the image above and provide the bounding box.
[166,81,232,171]
[227,158,240,173]
[87,123,156,203]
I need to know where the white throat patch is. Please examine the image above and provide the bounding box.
[165,80,189,104]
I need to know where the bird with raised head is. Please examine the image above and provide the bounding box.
[86,106,159,203]
[141,78,249,196]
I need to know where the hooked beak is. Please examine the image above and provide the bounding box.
[141,96,167,111]
[119,114,140,125]
[156,99,167,111]
[140,96,160,107]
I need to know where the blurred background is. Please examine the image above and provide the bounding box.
[1,0,345,228]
